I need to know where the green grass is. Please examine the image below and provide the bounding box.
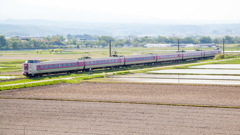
[0,59,26,73]
[0,74,105,91]
[116,71,130,75]
[0,80,60,91]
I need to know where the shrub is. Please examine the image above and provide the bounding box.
[116,71,130,75]
[36,50,43,54]
[75,75,104,81]
[49,49,53,54]
[214,54,225,59]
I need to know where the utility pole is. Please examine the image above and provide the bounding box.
[109,40,111,57]
[223,38,225,54]
[178,39,180,52]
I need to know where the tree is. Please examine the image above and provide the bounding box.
[32,39,41,48]
[212,38,220,44]
[12,41,18,49]
[67,34,73,39]
[182,37,196,43]
[225,35,234,44]
[49,49,53,54]
[156,36,170,43]
[0,35,8,49]
[199,36,212,43]
[98,36,114,44]
[124,39,130,45]
[71,38,77,45]
[114,40,124,47]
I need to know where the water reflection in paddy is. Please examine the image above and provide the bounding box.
[190,64,240,69]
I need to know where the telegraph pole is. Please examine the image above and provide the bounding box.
[178,39,180,52]
[223,38,225,54]
[109,40,111,57]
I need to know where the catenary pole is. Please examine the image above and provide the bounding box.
[109,40,111,57]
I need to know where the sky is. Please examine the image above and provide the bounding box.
[0,0,240,24]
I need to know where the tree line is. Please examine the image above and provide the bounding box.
[0,34,240,50]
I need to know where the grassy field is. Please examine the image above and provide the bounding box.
[0,74,104,91]
[0,47,234,60]
[0,47,240,90]
[0,59,26,73]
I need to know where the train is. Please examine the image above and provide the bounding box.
[23,49,221,77]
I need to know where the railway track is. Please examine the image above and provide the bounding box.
[0,58,202,82]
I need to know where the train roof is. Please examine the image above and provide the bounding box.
[84,57,123,61]
[33,59,79,64]
[124,54,156,58]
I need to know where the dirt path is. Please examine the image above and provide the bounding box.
[0,99,239,135]
[1,83,239,107]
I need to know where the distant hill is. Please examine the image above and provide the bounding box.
[0,19,239,37]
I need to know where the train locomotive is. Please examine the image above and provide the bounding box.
[23,49,221,77]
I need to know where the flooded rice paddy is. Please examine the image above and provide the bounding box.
[0,76,16,79]
[148,69,240,75]
[190,64,240,69]
[108,73,240,85]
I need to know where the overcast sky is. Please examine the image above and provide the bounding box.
[1,0,240,24]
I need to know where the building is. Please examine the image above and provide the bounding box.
[14,36,44,41]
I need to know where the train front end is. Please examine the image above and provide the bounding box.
[23,60,40,77]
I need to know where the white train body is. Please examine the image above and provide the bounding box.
[23,50,221,77]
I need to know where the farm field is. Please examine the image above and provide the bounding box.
[0,47,238,60]
[1,83,239,107]
[0,84,240,135]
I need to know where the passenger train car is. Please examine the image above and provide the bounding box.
[23,49,221,77]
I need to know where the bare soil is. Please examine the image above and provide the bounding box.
[1,83,240,107]
[0,71,23,75]
[0,99,240,135]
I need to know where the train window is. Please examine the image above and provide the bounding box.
[45,65,48,68]
[95,61,98,64]
[91,62,94,64]
[55,64,58,67]
[64,64,67,67]
[37,65,40,69]
[161,56,163,58]
[136,58,138,60]
[50,65,53,68]
[59,64,63,67]
[68,64,71,66]
[102,61,105,63]
[73,63,76,66]
[112,60,115,62]
[87,62,90,64]
[99,61,101,64]
[116,60,118,62]
[106,60,108,63]
[109,60,111,62]
[144,58,146,59]
[130,59,132,61]
[127,59,129,61]
[133,58,135,61]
